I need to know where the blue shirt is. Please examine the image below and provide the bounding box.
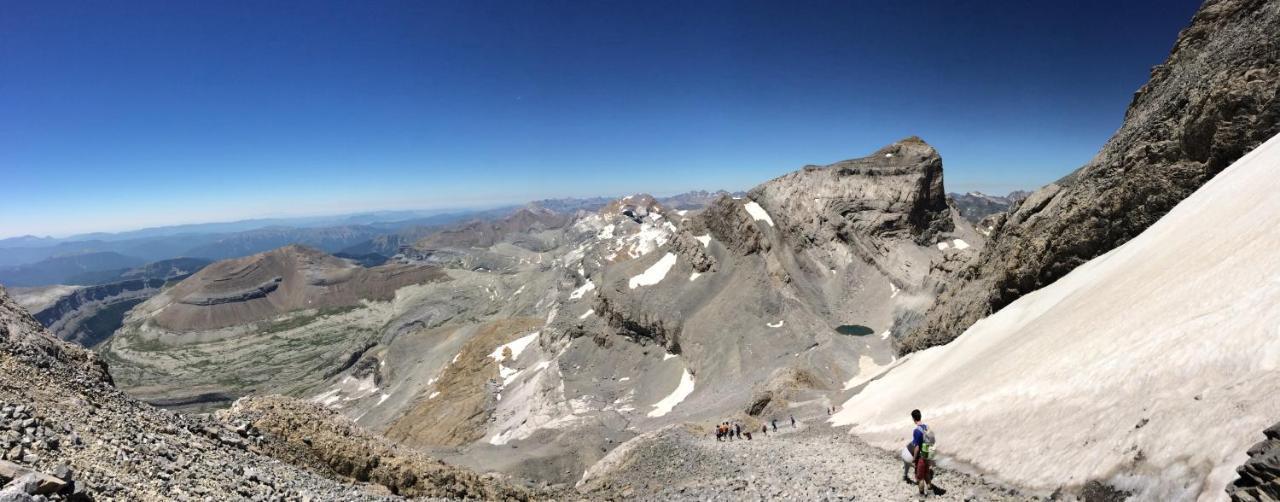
[911,424,929,448]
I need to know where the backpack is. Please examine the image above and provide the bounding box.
[917,425,937,459]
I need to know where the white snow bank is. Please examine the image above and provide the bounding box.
[936,241,950,250]
[694,234,711,247]
[832,132,1280,500]
[663,352,677,361]
[629,252,677,289]
[647,368,696,417]
[578,309,594,319]
[766,320,784,328]
[689,272,702,281]
[743,201,775,226]
[569,280,595,300]
[952,239,970,250]
[490,331,539,363]
[842,354,894,390]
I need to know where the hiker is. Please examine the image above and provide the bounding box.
[725,422,733,441]
[761,424,767,436]
[790,415,796,428]
[771,419,777,432]
[907,409,937,496]
[744,431,752,440]
[734,423,742,440]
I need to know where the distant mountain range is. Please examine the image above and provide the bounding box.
[947,190,1031,224]
[0,191,745,284]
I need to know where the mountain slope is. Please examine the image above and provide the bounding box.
[139,245,443,332]
[100,246,447,410]
[833,131,1280,500]
[0,284,529,500]
[902,0,1280,353]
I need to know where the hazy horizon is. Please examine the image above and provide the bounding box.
[2,0,1202,238]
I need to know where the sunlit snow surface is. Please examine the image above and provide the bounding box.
[743,201,775,226]
[832,132,1280,501]
[629,252,678,289]
[647,368,696,417]
[490,331,539,363]
[569,280,595,300]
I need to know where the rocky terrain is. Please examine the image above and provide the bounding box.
[1228,421,1280,501]
[578,422,1034,501]
[0,283,486,501]
[901,0,1280,353]
[82,136,982,489]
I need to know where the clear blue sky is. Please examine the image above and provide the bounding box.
[1,0,1203,238]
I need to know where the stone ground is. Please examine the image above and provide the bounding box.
[577,420,1043,502]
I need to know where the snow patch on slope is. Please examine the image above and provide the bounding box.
[569,280,595,300]
[490,332,539,363]
[647,368,696,418]
[629,253,677,289]
[743,201,775,226]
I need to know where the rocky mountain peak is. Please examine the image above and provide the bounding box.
[744,136,951,248]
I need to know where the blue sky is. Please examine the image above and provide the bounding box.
[1,0,1202,238]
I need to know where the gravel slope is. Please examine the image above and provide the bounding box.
[578,421,1037,501]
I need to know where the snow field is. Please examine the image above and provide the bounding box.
[832,132,1280,500]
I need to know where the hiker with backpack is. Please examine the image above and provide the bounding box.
[907,409,937,496]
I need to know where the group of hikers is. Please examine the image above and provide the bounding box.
[712,415,799,441]
[712,408,941,497]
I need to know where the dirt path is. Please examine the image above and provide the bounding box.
[576,420,1038,501]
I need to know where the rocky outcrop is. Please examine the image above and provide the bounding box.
[902,0,1280,353]
[669,228,716,274]
[1228,422,1280,501]
[700,196,769,255]
[748,136,952,248]
[178,276,281,305]
[221,395,532,500]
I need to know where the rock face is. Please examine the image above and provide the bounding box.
[902,0,1280,353]
[748,136,952,248]
[1229,422,1280,501]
